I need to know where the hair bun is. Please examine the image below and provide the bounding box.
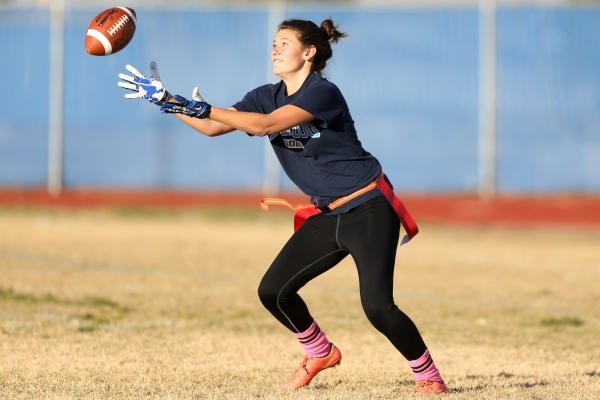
[320,17,347,44]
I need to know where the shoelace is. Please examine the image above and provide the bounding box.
[289,357,310,379]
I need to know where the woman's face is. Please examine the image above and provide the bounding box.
[272,29,309,77]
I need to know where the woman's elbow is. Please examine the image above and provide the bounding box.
[203,128,223,137]
[252,123,280,137]
[251,130,271,137]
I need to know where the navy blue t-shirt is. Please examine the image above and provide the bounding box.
[233,72,385,214]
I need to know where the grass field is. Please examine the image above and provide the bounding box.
[1,207,599,399]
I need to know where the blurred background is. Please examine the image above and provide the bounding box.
[1,0,599,201]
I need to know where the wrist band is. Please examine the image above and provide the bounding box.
[203,104,212,118]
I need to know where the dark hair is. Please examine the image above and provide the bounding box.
[278,17,347,75]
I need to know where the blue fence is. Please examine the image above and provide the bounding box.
[1,6,599,193]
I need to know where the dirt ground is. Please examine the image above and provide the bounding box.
[0,207,599,399]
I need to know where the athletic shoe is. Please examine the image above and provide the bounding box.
[415,380,449,394]
[282,343,342,389]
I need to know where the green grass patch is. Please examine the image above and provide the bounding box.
[82,296,129,313]
[540,316,584,327]
[0,288,131,333]
[76,313,109,333]
[0,288,128,311]
[0,288,60,304]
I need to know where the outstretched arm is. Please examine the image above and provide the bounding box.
[206,105,314,137]
[161,91,316,137]
[168,104,313,137]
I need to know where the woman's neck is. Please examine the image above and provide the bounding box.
[280,69,312,96]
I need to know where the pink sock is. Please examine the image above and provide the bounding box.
[294,320,331,358]
[408,349,444,383]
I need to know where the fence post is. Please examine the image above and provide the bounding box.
[48,0,65,196]
[478,0,498,198]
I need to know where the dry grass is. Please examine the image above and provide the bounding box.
[0,207,599,399]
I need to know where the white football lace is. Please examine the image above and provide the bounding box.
[107,15,129,37]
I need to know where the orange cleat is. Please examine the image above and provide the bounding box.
[415,380,449,394]
[282,343,342,389]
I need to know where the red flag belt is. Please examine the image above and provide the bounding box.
[260,172,419,244]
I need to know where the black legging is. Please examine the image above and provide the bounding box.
[258,195,427,361]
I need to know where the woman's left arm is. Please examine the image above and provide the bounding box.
[207,105,315,137]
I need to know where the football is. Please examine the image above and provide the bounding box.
[85,7,137,56]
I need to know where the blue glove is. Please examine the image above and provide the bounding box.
[160,88,212,119]
[118,62,168,104]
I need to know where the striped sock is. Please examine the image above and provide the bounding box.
[294,320,332,358]
[408,349,444,383]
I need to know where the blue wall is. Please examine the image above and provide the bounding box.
[497,8,600,192]
[1,6,599,193]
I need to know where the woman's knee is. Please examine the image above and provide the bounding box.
[362,304,384,329]
[257,277,279,309]
[362,301,402,331]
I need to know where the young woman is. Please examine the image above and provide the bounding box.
[118,17,449,395]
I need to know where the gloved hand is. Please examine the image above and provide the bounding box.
[160,87,212,119]
[191,86,204,102]
[118,62,168,104]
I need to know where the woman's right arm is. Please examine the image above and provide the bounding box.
[172,107,238,137]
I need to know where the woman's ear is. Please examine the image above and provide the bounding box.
[304,45,317,61]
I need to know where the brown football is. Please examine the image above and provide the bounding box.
[85,7,136,56]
